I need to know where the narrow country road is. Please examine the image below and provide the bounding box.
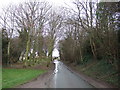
[17,60,95,88]
[52,60,94,88]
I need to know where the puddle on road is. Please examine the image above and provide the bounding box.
[53,60,59,88]
[53,60,59,74]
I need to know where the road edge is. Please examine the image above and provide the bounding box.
[63,62,117,88]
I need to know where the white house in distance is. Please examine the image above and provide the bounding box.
[52,48,59,58]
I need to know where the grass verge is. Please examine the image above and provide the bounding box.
[77,60,119,87]
[0,67,2,89]
[2,68,46,88]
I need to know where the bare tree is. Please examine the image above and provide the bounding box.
[45,10,63,60]
[13,1,51,66]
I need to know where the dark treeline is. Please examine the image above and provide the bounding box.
[59,1,120,72]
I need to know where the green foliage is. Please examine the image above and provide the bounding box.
[2,68,46,88]
[0,67,2,89]
[80,59,119,87]
[81,55,92,65]
[21,56,51,67]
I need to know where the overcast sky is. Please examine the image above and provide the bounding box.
[0,0,119,13]
[0,0,74,9]
[0,0,118,13]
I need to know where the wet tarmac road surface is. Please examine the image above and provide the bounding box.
[52,60,94,88]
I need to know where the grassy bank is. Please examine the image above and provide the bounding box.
[0,67,2,89]
[2,68,46,88]
[75,59,119,87]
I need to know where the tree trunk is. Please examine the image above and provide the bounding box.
[90,37,97,60]
[7,41,10,65]
[25,37,30,67]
